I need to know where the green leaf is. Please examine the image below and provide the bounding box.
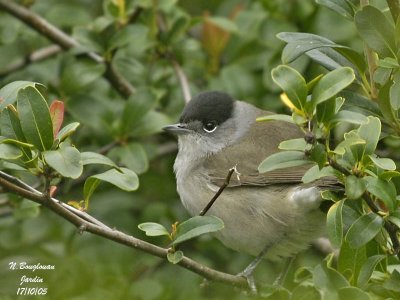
[279,138,307,151]
[312,67,355,105]
[357,116,381,155]
[271,65,307,110]
[378,57,399,68]
[130,111,171,137]
[167,251,184,264]
[316,0,354,19]
[43,142,83,179]
[120,87,160,135]
[258,151,309,173]
[86,167,139,192]
[390,71,400,110]
[17,86,54,151]
[56,122,80,142]
[256,114,294,123]
[346,212,384,248]
[83,177,100,205]
[310,143,327,169]
[331,110,368,125]
[357,255,386,288]
[313,259,350,293]
[368,155,396,170]
[0,143,22,160]
[138,222,170,237]
[338,287,372,300]
[337,240,367,285]
[108,143,148,174]
[327,200,344,247]
[345,175,366,200]
[355,5,396,57]
[61,59,106,94]
[172,216,224,245]
[363,176,396,212]
[0,81,45,110]
[302,165,337,183]
[333,133,365,155]
[81,151,119,169]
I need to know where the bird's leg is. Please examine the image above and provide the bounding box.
[237,245,270,294]
[273,256,294,287]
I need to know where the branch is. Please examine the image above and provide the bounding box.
[0,172,247,288]
[0,45,61,77]
[156,14,192,103]
[0,0,135,98]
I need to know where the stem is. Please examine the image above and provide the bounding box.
[0,172,247,288]
[199,168,235,216]
[0,0,135,98]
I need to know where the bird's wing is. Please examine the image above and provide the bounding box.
[204,111,337,188]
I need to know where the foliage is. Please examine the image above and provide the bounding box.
[0,0,400,299]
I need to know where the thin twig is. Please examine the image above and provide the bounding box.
[171,58,192,103]
[0,45,61,77]
[0,173,247,288]
[156,13,192,103]
[199,168,235,216]
[0,0,135,98]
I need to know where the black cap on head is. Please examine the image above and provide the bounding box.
[179,91,234,125]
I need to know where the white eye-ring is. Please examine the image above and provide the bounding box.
[203,121,217,133]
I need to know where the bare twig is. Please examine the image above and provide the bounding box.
[0,172,247,288]
[171,58,192,103]
[0,0,135,98]
[156,14,192,103]
[199,168,235,216]
[0,45,61,77]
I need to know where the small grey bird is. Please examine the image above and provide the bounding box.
[163,91,332,289]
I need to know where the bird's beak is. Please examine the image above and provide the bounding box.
[162,123,191,135]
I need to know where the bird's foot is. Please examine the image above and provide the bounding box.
[237,265,258,294]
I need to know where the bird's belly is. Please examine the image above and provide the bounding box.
[177,176,326,260]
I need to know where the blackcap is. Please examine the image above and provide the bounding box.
[164,91,332,288]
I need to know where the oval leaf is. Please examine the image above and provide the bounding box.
[56,122,80,142]
[43,142,83,179]
[357,255,386,288]
[88,167,139,191]
[17,86,54,151]
[345,175,366,200]
[0,143,22,160]
[81,151,119,169]
[346,212,384,249]
[271,65,307,110]
[256,114,294,123]
[279,138,307,151]
[312,67,355,105]
[368,155,396,171]
[138,222,170,237]
[167,250,184,264]
[258,151,308,173]
[327,200,344,247]
[172,216,224,245]
[0,81,45,110]
[355,6,396,57]
[363,176,396,212]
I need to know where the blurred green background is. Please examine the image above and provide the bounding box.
[0,0,365,299]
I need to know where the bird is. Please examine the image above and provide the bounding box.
[163,91,333,291]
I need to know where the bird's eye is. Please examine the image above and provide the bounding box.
[203,121,217,133]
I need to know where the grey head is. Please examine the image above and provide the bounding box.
[163,91,257,160]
